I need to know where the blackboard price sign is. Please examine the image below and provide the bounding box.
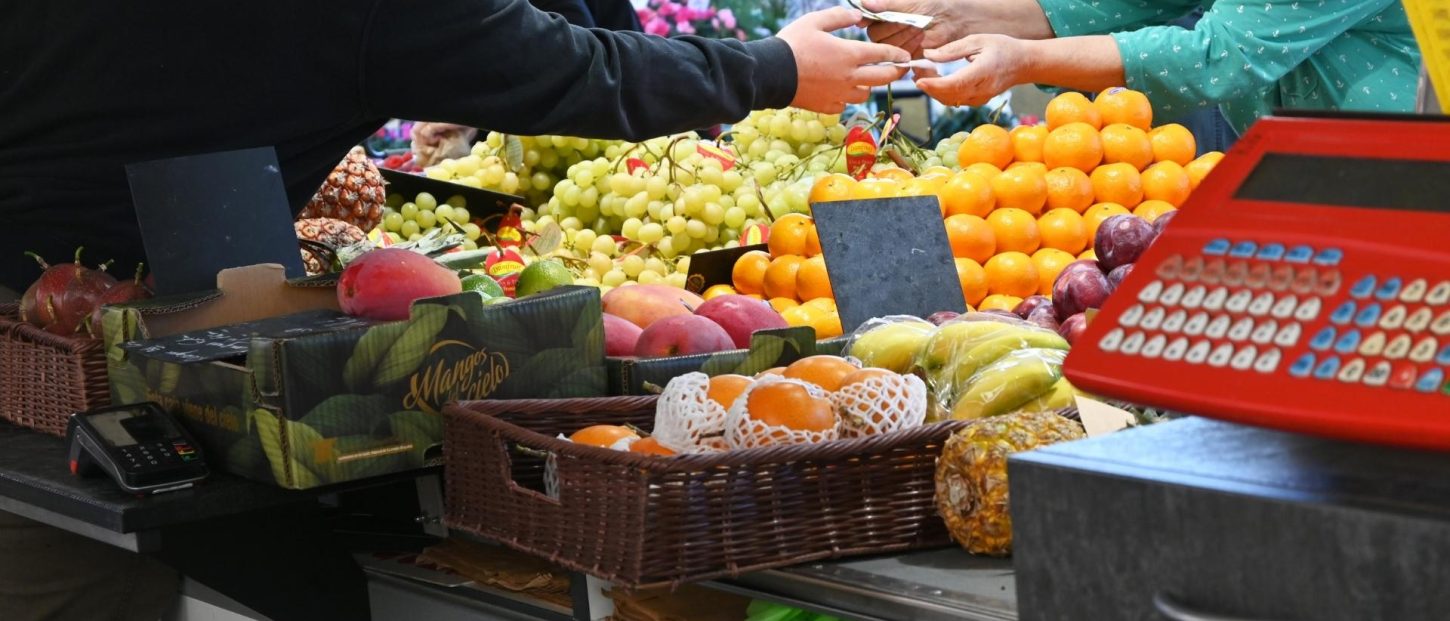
[811,197,966,333]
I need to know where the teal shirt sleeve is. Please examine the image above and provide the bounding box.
[1037,0,1200,37]
[1111,0,1403,121]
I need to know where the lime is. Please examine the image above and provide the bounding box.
[461,273,505,299]
[514,260,574,297]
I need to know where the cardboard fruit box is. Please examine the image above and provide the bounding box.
[606,327,847,396]
[103,264,605,489]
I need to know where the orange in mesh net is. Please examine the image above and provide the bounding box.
[832,369,928,438]
[725,376,839,449]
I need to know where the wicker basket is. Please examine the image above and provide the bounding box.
[0,303,110,436]
[444,396,968,590]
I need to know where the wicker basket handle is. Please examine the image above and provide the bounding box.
[488,425,566,508]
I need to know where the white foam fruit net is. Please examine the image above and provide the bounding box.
[654,372,729,454]
[832,372,928,438]
[724,376,840,450]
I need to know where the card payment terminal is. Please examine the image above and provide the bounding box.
[67,402,207,494]
[1064,115,1450,450]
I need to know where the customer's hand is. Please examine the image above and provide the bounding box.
[410,123,478,168]
[860,0,965,57]
[776,8,911,114]
[915,35,1029,107]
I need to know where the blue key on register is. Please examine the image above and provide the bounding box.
[1330,302,1356,325]
[1204,239,1231,256]
[1289,354,1316,378]
[1333,330,1361,354]
[1375,277,1403,301]
[1230,241,1258,258]
[1285,245,1315,264]
[1355,304,1382,327]
[1310,327,1337,351]
[1436,344,1450,366]
[1256,243,1286,261]
[1313,247,1344,266]
[1313,357,1341,379]
[1350,275,1377,299]
[1417,369,1445,393]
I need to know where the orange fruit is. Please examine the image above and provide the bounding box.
[939,171,995,218]
[732,250,771,294]
[991,165,1049,215]
[979,294,1024,312]
[809,173,858,204]
[962,162,1003,183]
[1044,167,1095,213]
[707,374,753,409]
[1032,248,1077,296]
[983,251,1040,298]
[922,165,954,177]
[803,224,822,257]
[839,367,898,390]
[779,304,818,328]
[853,178,903,199]
[1006,162,1049,175]
[807,311,844,339]
[901,174,947,199]
[768,297,799,313]
[703,284,738,300]
[1010,125,1049,163]
[768,214,813,258]
[746,382,836,432]
[943,214,996,263]
[1090,162,1143,208]
[955,258,989,307]
[1134,199,1178,223]
[1083,202,1131,246]
[1099,124,1153,170]
[1045,92,1102,130]
[872,167,915,182]
[783,355,859,391]
[744,293,764,300]
[763,255,804,300]
[1037,208,1089,255]
[571,425,639,447]
[1141,161,1191,206]
[756,367,786,378]
[1186,151,1224,189]
[985,207,1042,254]
[957,124,1014,169]
[1043,122,1104,173]
[1078,248,1098,261]
[1148,123,1197,166]
[795,255,834,301]
[629,436,676,456]
[803,297,837,312]
[1093,88,1153,130]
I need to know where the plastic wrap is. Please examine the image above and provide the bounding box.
[915,313,1070,414]
[842,315,937,374]
[653,372,729,454]
[949,347,1068,420]
[833,372,928,438]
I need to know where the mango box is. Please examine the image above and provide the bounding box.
[608,327,832,395]
[103,264,605,489]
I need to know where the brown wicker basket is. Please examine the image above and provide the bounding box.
[0,303,110,436]
[444,396,969,590]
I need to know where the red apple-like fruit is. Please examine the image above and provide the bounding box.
[1058,313,1088,345]
[602,284,705,329]
[338,248,462,320]
[634,315,735,358]
[692,294,788,349]
[603,312,644,357]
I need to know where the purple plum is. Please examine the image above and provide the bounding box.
[927,311,962,325]
[1026,305,1061,332]
[1013,295,1053,320]
[977,309,1022,321]
[1053,265,1113,320]
[1058,313,1088,345]
[1095,214,1155,271]
[1151,210,1178,238]
[1107,263,1135,290]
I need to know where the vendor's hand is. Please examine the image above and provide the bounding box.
[410,122,478,168]
[915,34,1030,107]
[860,0,964,57]
[777,8,911,114]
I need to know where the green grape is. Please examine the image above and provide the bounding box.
[637,270,662,285]
[721,170,744,192]
[446,195,467,208]
[400,220,421,238]
[434,204,456,224]
[625,192,649,218]
[501,172,521,194]
[574,229,598,252]
[645,258,669,275]
[416,210,437,229]
[657,204,674,221]
[701,203,725,226]
[453,157,480,177]
[579,187,599,209]
[620,218,643,240]
[592,234,618,256]
[588,252,612,276]
[463,223,482,241]
[704,227,720,243]
[656,237,677,258]
[747,140,770,159]
[685,219,707,239]
[560,217,582,231]
[383,212,404,232]
[524,149,542,168]
[699,166,724,188]
[532,172,552,191]
[386,193,404,208]
[805,120,827,144]
[790,119,809,143]
[646,175,668,200]
[620,254,646,278]
[723,207,747,229]
[666,272,688,289]
[400,202,419,220]
[666,216,687,234]
[637,222,666,244]
[769,115,791,137]
[462,239,479,251]
[602,269,628,287]
[408,233,423,242]
[453,207,471,223]
[670,232,692,252]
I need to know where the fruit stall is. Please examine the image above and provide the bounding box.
[4,74,1450,621]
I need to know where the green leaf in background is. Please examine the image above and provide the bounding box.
[504,135,525,172]
[388,410,443,464]
[298,394,395,437]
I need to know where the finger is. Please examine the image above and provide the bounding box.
[862,0,907,12]
[866,21,910,42]
[852,64,908,86]
[876,27,922,50]
[916,76,990,107]
[844,86,873,105]
[852,40,912,64]
[925,36,984,62]
[801,7,864,32]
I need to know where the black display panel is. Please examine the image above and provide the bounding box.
[86,409,179,448]
[1235,153,1450,212]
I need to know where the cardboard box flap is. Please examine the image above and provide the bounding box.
[135,264,341,338]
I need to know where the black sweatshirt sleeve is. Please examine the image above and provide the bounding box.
[360,0,797,142]
[528,0,596,28]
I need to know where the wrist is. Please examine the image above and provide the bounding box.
[1015,38,1045,85]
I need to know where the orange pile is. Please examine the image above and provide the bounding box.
[731,213,842,339]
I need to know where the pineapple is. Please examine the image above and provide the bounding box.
[295,218,367,275]
[298,146,386,232]
[934,410,1084,556]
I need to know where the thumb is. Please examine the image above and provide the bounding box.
[862,0,905,12]
[801,7,864,32]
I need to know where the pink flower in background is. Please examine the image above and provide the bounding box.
[638,8,656,21]
[645,16,671,35]
[676,20,696,34]
[675,7,697,21]
[718,8,736,29]
[656,1,678,17]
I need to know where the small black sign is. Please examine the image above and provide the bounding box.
[121,310,373,364]
[126,147,305,296]
[811,197,966,332]
[684,244,769,294]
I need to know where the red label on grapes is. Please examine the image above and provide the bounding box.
[740,223,769,246]
[696,143,737,171]
[485,248,526,297]
[626,158,649,174]
[496,205,525,248]
[844,126,877,180]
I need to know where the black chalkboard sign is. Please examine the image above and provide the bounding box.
[684,243,768,293]
[121,310,374,364]
[811,197,966,333]
[126,147,305,297]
